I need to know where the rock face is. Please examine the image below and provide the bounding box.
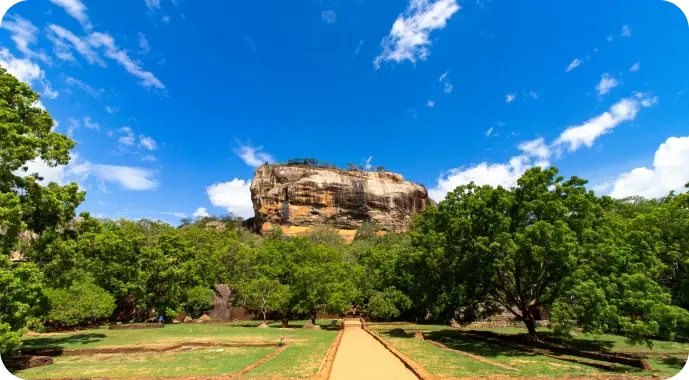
[250,164,435,241]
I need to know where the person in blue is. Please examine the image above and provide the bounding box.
[158,315,164,324]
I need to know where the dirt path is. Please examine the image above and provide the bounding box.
[329,320,419,380]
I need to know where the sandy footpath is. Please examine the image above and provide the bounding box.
[329,320,418,380]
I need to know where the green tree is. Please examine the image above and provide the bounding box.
[0,68,83,354]
[44,281,115,327]
[239,277,290,322]
[366,287,411,320]
[184,286,215,318]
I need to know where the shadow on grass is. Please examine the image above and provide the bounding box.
[662,356,687,369]
[536,332,616,353]
[21,333,107,351]
[424,330,528,358]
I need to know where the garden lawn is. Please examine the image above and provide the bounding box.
[14,347,275,379]
[380,329,654,378]
[465,327,689,354]
[21,323,332,350]
[16,324,339,379]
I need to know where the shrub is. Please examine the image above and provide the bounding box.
[45,282,116,327]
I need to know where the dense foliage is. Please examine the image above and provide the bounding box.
[1,68,688,354]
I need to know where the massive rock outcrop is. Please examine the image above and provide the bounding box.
[250,164,435,242]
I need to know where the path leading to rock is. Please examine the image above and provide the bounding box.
[329,320,419,380]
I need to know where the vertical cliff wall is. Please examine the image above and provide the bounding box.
[250,164,435,241]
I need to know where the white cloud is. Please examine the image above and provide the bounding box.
[193,207,209,218]
[610,136,689,198]
[566,58,582,72]
[88,32,165,89]
[596,73,619,96]
[427,100,435,107]
[67,118,79,137]
[518,137,550,165]
[529,91,538,99]
[139,135,157,150]
[47,24,104,66]
[48,0,92,30]
[555,93,657,152]
[439,70,453,93]
[145,0,161,11]
[206,179,255,218]
[138,32,150,55]
[105,105,119,113]
[354,40,363,56]
[118,127,135,146]
[629,62,640,72]
[485,127,494,137]
[161,211,186,218]
[606,35,614,42]
[374,0,460,69]
[42,83,59,99]
[141,155,157,162]
[19,155,158,191]
[161,16,171,24]
[90,164,159,191]
[505,93,516,103]
[361,156,374,170]
[621,25,632,37]
[83,116,99,130]
[65,76,104,97]
[321,10,337,24]
[428,155,530,202]
[233,143,275,168]
[1,15,51,64]
[0,48,42,85]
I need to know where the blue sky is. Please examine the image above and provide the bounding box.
[1,0,688,224]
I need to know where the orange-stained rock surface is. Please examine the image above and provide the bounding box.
[250,164,435,241]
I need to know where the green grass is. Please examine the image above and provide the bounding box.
[247,328,338,377]
[466,326,689,354]
[365,322,449,332]
[16,324,339,379]
[382,330,608,377]
[15,347,276,378]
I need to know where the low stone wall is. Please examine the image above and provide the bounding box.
[108,323,164,330]
[458,320,550,329]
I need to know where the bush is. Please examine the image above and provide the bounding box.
[184,286,214,318]
[0,322,22,356]
[45,282,116,326]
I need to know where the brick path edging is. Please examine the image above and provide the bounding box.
[359,318,437,380]
[309,327,344,380]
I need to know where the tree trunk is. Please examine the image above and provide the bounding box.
[262,310,267,322]
[523,313,538,341]
[311,311,316,325]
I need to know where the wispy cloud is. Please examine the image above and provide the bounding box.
[1,15,52,64]
[89,32,165,89]
[427,100,435,108]
[0,49,57,99]
[485,127,494,137]
[505,93,516,103]
[595,73,619,96]
[83,116,99,130]
[439,70,453,93]
[66,76,104,97]
[321,10,337,24]
[354,40,364,56]
[428,93,658,201]
[138,32,150,55]
[48,0,92,30]
[244,36,256,53]
[629,62,640,72]
[105,105,119,114]
[565,58,582,72]
[374,0,460,69]
[233,142,276,168]
[621,25,632,37]
[161,211,186,218]
[139,135,157,150]
[555,93,657,152]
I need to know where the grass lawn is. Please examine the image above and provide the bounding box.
[466,326,689,354]
[365,322,449,332]
[378,329,688,378]
[15,324,339,379]
[14,347,276,378]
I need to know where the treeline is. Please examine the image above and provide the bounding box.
[2,68,689,356]
[285,158,386,172]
